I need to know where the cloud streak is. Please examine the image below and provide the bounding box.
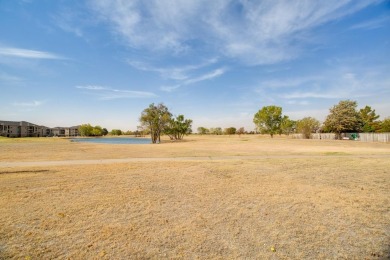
[160,67,226,92]
[13,100,43,107]
[128,58,218,80]
[0,47,63,59]
[76,85,157,100]
[350,15,390,30]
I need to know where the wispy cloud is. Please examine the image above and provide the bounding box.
[257,76,322,89]
[184,68,225,85]
[12,100,43,107]
[89,0,380,65]
[350,15,390,30]
[76,85,156,100]
[287,100,310,105]
[160,67,226,92]
[0,47,63,59]
[281,92,340,99]
[254,65,390,105]
[0,72,23,82]
[128,58,218,80]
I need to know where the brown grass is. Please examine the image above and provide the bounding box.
[0,135,389,259]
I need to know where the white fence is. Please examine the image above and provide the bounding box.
[291,133,390,142]
[358,133,390,142]
[291,133,336,140]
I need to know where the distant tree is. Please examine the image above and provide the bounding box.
[379,117,390,132]
[135,125,147,137]
[79,124,94,136]
[79,124,104,136]
[102,128,109,136]
[359,106,380,132]
[296,117,320,139]
[92,126,103,136]
[140,103,172,143]
[210,127,223,135]
[110,129,123,136]
[236,127,245,136]
[165,114,193,140]
[253,105,283,138]
[197,127,209,135]
[323,100,362,139]
[224,127,236,135]
[280,116,296,135]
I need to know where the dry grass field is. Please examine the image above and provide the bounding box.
[0,135,389,259]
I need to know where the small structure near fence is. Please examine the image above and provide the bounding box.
[291,133,390,142]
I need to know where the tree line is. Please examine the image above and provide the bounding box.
[78,124,131,137]
[79,100,389,142]
[252,100,390,139]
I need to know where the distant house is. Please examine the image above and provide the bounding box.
[0,120,80,138]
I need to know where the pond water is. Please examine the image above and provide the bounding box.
[70,137,151,144]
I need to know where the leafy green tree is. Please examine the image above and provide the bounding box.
[79,124,94,136]
[197,127,209,135]
[92,126,103,136]
[296,117,320,139]
[102,128,109,136]
[323,100,362,139]
[79,124,105,136]
[224,127,236,135]
[140,103,172,143]
[359,106,380,132]
[379,117,390,132]
[165,114,193,140]
[280,116,296,135]
[110,129,123,135]
[253,105,283,138]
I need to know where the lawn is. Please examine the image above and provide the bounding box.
[0,135,389,258]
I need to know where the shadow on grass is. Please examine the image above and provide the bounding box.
[0,169,51,175]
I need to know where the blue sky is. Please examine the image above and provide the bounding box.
[1,0,389,131]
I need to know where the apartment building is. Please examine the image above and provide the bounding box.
[0,120,79,138]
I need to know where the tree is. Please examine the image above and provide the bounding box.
[210,127,223,135]
[124,130,133,135]
[380,117,390,132]
[165,114,193,140]
[140,103,172,143]
[102,128,109,136]
[79,124,93,136]
[280,116,295,135]
[359,106,380,132]
[197,127,209,135]
[135,125,147,137]
[253,105,283,138]
[323,100,362,139]
[224,127,236,135]
[236,127,245,136]
[91,125,103,136]
[296,117,320,139]
[110,129,123,135]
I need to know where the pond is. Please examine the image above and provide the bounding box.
[70,137,151,144]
